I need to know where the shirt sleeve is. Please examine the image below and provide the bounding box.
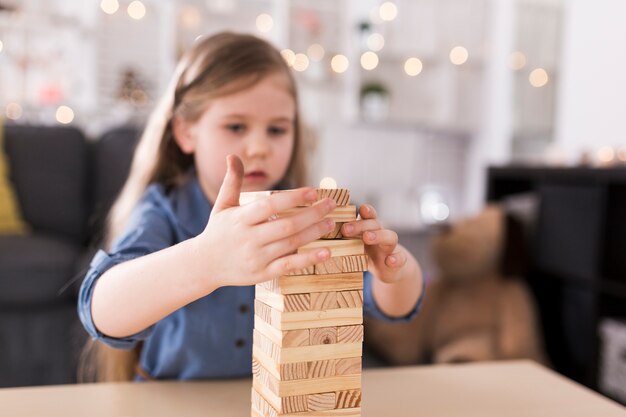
[77,195,176,350]
[363,270,425,323]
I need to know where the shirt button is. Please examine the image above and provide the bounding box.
[235,339,245,348]
[239,304,249,314]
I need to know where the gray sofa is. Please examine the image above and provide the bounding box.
[0,124,138,387]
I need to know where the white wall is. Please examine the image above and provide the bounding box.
[555,0,626,161]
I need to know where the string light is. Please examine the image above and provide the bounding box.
[360,51,379,70]
[5,103,22,120]
[331,54,349,73]
[179,5,201,30]
[127,1,146,20]
[597,146,615,164]
[529,68,549,87]
[617,146,626,162]
[280,49,295,67]
[449,46,468,65]
[307,44,325,61]
[509,51,527,70]
[100,0,119,15]
[292,53,309,72]
[56,106,74,124]
[404,57,423,76]
[0,40,3,53]
[367,33,385,52]
[319,177,337,189]
[379,2,398,22]
[256,13,273,33]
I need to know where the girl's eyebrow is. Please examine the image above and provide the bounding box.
[221,114,293,123]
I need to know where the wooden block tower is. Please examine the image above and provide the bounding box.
[242,188,365,417]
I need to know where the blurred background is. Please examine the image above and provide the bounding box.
[1,0,626,405]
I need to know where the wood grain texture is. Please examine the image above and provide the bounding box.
[317,188,350,206]
[307,360,336,379]
[310,292,338,311]
[310,327,338,345]
[284,294,311,312]
[335,390,362,409]
[298,239,364,258]
[335,358,362,376]
[315,255,368,275]
[337,291,363,308]
[252,387,362,417]
[278,206,356,224]
[260,272,363,295]
[337,325,363,344]
[307,392,336,411]
[254,341,362,365]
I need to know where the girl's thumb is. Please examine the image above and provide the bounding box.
[213,154,244,212]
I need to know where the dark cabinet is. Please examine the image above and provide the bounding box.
[487,166,626,394]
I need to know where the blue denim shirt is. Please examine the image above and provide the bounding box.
[78,173,423,380]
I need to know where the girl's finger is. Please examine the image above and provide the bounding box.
[341,219,382,237]
[363,229,398,254]
[359,204,378,220]
[212,155,244,214]
[385,251,407,270]
[264,248,331,280]
[262,218,335,261]
[240,189,333,225]
[254,198,337,243]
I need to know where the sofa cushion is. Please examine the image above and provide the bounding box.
[88,126,139,241]
[0,234,82,305]
[0,119,28,234]
[4,125,88,243]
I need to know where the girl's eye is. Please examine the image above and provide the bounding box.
[226,123,246,133]
[268,126,287,136]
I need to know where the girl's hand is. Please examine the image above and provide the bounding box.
[341,204,408,284]
[195,155,336,289]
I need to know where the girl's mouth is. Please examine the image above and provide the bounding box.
[244,171,268,181]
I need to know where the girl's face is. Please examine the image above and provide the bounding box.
[175,73,296,204]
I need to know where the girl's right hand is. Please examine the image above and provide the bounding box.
[193,155,336,289]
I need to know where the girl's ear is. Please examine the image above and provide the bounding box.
[172,116,196,154]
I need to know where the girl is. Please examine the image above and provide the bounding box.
[78,32,424,382]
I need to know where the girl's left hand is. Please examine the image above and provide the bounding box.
[341,204,407,283]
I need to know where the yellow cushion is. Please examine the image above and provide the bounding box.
[0,117,28,234]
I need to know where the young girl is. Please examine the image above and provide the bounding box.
[78,32,424,382]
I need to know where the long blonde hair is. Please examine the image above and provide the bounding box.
[80,32,307,382]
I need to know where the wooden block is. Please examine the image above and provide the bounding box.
[240,188,350,208]
[337,291,363,308]
[278,206,356,224]
[320,222,344,239]
[252,387,362,417]
[285,265,315,276]
[337,325,363,344]
[310,292,338,310]
[280,362,308,381]
[335,358,361,376]
[255,299,273,324]
[254,341,362,366]
[259,373,361,397]
[316,188,350,206]
[307,392,336,411]
[253,378,308,413]
[254,329,280,362]
[298,239,364,258]
[262,272,363,295]
[275,307,363,331]
[315,255,368,275]
[336,390,362,409]
[255,316,310,348]
[310,327,337,345]
[256,286,311,312]
[307,359,336,378]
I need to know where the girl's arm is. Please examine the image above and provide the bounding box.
[91,155,336,338]
[342,205,424,318]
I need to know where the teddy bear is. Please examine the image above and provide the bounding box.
[364,204,546,365]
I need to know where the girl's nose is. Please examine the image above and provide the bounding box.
[244,133,271,158]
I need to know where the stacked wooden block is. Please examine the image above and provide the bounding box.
[243,189,366,417]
